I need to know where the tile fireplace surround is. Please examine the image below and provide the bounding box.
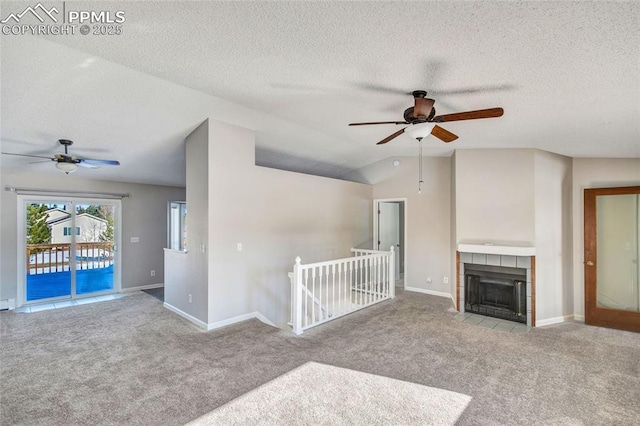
[457,244,535,327]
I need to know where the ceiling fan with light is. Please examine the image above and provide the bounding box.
[350,90,504,194]
[1,139,120,174]
[349,90,504,144]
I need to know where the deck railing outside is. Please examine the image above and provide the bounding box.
[290,247,395,335]
[27,242,114,274]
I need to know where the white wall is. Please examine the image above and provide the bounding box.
[571,158,640,319]
[450,151,457,304]
[534,150,573,322]
[455,149,536,246]
[343,155,452,295]
[452,149,574,323]
[170,119,373,329]
[0,171,185,301]
[164,120,210,323]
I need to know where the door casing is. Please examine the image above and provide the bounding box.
[373,198,407,288]
[584,186,640,333]
[17,195,122,306]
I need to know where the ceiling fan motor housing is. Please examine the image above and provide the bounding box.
[404,106,436,123]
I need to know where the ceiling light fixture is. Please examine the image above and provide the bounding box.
[405,122,435,140]
[56,162,77,174]
[393,159,401,167]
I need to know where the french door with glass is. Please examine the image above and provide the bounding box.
[584,186,640,332]
[22,198,120,303]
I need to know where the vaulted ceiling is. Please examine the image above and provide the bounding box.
[1,1,638,186]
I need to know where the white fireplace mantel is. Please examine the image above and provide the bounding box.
[457,243,535,257]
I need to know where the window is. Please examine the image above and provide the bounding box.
[168,201,187,251]
[63,226,80,236]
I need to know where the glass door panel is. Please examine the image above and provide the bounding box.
[596,194,639,312]
[75,203,116,295]
[25,201,73,302]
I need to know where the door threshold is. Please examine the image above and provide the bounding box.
[15,293,125,313]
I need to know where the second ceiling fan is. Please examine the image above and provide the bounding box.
[349,90,504,145]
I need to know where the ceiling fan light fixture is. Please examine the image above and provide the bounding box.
[56,162,77,174]
[405,122,435,140]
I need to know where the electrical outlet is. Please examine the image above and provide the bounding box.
[188,294,192,303]
[237,243,243,251]
[443,276,449,284]
[150,270,155,277]
[426,277,432,284]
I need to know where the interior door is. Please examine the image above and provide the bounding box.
[585,186,640,332]
[378,202,400,280]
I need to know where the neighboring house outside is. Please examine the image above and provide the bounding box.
[43,207,70,223]
[48,213,108,244]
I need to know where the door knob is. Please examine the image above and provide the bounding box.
[586,260,595,267]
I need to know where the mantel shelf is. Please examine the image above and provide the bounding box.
[457,244,535,256]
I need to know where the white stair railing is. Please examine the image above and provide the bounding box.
[290,247,395,335]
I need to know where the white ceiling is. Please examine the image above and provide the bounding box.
[1,1,638,187]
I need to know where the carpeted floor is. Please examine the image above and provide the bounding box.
[1,288,639,425]
[188,362,472,425]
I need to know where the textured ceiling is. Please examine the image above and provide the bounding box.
[1,1,639,187]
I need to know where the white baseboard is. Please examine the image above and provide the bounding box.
[206,311,277,331]
[163,302,209,329]
[573,314,585,322]
[404,286,452,299]
[536,315,576,327]
[122,283,164,293]
[0,298,16,311]
[163,302,277,331]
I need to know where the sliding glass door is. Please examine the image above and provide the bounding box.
[23,198,119,303]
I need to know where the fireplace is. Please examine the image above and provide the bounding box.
[464,264,527,324]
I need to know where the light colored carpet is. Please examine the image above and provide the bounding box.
[188,361,471,425]
[1,289,639,425]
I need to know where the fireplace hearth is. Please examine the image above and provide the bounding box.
[464,264,527,324]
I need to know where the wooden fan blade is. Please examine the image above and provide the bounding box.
[433,108,504,122]
[349,121,407,126]
[430,84,515,96]
[376,128,406,145]
[431,125,458,143]
[414,97,435,117]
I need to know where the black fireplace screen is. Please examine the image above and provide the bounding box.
[465,265,527,324]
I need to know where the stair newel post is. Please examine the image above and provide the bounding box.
[389,246,395,299]
[292,256,304,335]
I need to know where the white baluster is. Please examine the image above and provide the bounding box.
[332,264,336,317]
[304,268,309,327]
[292,257,303,335]
[349,259,354,310]
[389,246,395,299]
[311,267,317,324]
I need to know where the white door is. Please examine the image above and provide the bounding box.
[378,202,400,280]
